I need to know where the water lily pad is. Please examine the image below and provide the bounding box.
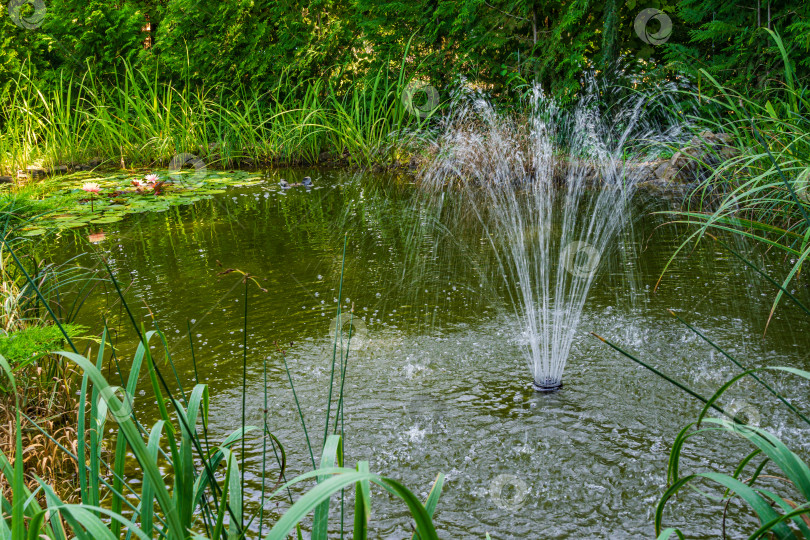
[91,216,124,224]
[30,168,259,230]
[59,221,88,229]
[21,228,46,237]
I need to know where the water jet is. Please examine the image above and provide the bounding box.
[423,82,683,390]
[532,378,563,393]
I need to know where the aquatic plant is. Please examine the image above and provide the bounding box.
[5,170,265,235]
[598,324,810,539]
[81,182,100,212]
[0,234,446,538]
[0,57,438,176]
[0,209,99,501]
[664,30,810,325]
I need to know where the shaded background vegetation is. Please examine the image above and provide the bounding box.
[1,0,808,100]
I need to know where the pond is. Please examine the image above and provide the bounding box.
[46,168,810,539]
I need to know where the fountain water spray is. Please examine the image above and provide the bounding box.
[423,80,685,391]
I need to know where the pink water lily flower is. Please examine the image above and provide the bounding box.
[82,182,100,211]
[131,179,147,187]
[144,174,159,184]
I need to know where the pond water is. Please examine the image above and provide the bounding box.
[47,168,810,539]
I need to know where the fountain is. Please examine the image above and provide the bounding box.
[422,81,684,391]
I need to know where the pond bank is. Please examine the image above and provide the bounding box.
[5,125,736,188]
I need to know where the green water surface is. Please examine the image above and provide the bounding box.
[41,168,810,539]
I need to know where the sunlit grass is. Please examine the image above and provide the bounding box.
[0,53,439,176]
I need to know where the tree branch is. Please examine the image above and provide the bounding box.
[483,1,530,23]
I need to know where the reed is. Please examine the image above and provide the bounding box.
[0,56,439,176]
[662,30,810,323]
[0,223,445,538]
[0,209,100,506]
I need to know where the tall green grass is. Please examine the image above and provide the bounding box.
[0,230,446,538]
[0,52,439,175]
[664,29,810,324]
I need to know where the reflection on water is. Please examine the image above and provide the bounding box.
[46,169,810,539]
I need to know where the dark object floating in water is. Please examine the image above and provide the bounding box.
[280,177,314,189]
[532,378,563,393]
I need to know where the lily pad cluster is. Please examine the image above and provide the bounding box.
[21,169,266,236]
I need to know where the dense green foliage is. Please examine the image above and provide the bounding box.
[2,0,808,174]
[1,0,808,99]
[0,323,83,376]
[664,0,810,91]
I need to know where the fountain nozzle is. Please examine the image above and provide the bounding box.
[532,378,562,393]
